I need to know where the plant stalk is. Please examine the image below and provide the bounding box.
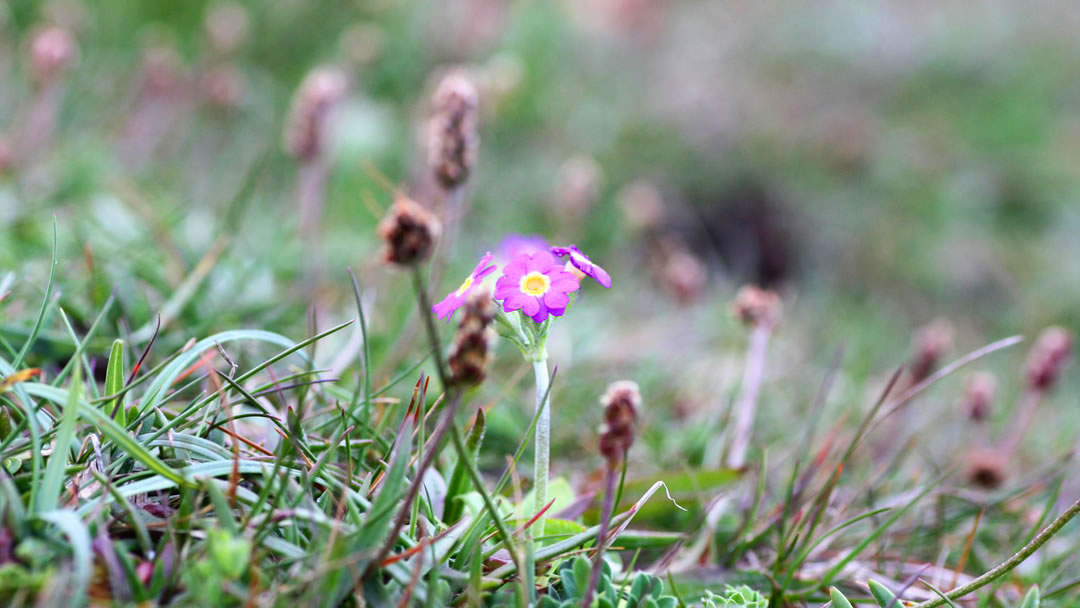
[532,356,551,538]
[726,323,772,470]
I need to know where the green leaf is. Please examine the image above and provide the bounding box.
[829,587,854,608]
[35,365,81,513]
[868,580,897,607]
[35,509,92,604]
[104,338,125,426]
[443,409,485,525]
[357,414,413,551]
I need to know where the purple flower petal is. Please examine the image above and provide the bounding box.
[552,245,612,288]
[543,289,570,309]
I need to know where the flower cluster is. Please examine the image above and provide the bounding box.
[433,238,611,325]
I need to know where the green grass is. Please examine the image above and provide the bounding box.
[4,1,1080,606]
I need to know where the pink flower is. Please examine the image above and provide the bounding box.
[494,251,580,323]
[433,252,497,321]
[552,245,611,288]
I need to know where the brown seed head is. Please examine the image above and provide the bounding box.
[29,26,76,84]
[598,380,641,463]
[732,285,782,329]
[909,319,954,383]
[377,195,441,266]
[284,67,348,163]
[427,70,479,189]
[1026,326,1073,391]
[966,447,1008,489]
[962,371,996,423]
[448,291,496,387]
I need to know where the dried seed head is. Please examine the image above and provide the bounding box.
[962,371,996,423]
[29,25,76,84]
[618,180,665,233]
[598,380,641,463]
[1026,326,1073,391]
[427,70,479,189]
[732,285,782,329]
[909,319,954,384]
[553,155,604,219]
[377,195,441,266]
[204,2,250,56]
[448,291,496,386]
[283,67,348,163]
[966,447,1008,489]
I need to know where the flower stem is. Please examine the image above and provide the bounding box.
[533,356,551,539]
[726,324,772,470]
[911,496,1080,607]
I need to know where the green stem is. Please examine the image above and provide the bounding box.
[532,357,551,539]
[911,497,1080,607]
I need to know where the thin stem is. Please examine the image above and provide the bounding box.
[532,357,551,538]
[726,324,772,470]
[409,263,527,597]
[582,460,619,608]
[911,496,1080,608]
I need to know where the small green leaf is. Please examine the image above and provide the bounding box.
[104,338,125,426]
[443,409,486,525]
[868,580,897,607]
[35,365,81,513]
[830,587,854,608]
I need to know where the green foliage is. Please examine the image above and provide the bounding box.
[526,556,677,608]
[702,585,768,607]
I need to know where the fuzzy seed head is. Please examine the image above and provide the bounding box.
[598,380,641,463]
[427,70,479,189]
[29,26,76,84]
[1026,326,1073,391]
[284,67,348,162]
[448,291,496,386]
[909,319,954,383]
[732,285,782,329]
[377,195,441,266]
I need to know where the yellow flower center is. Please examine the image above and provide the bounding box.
[455,276,473,296]
[520,271,550,297]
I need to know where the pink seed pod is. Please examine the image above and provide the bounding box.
[598,380,641,463]
[909,319,954,384]
[962,371,996,422]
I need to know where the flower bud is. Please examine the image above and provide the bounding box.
[448,291,496,386]
[909,319,953,383]
[283,66,347,163]
[731,285,782,329]
[427,70,479,189]
[377,195,441,265]
[598,380,641,463]
[1026,326,1073,391]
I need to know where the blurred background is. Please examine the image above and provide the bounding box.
[4,0,1080,500]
